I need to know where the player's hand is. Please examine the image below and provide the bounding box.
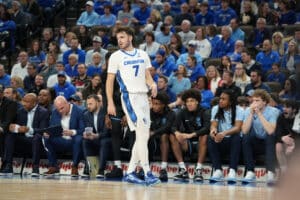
[63,129,73,136]
[150,83,157,98]
[9,124,16,132]
[121,116,127,127]
[210,129,217,140]
[282,135,294,146]
[175,132,185,144]
[214,132,225,143]
[107,103,116,116]
[19,126,29,133]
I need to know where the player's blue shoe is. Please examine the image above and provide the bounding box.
[145,172,161,186]
[123,172,145,185]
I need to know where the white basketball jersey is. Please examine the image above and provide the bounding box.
[108,48,151,93]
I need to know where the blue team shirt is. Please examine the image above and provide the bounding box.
[214,8,237,26]
[243,106,280,139]
[211,105,244,135]
[256,51,280,74]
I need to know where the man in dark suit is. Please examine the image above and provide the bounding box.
[43,96,84,177]
[0,93,49,176]
[0,84,17,163]
[82,94,111,178]
[0,84,18,167]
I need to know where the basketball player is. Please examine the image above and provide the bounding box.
[106,27,160,186]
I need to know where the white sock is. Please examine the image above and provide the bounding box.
[161,162,167,169]
[127,143,139,173]
[196,163,202,170]
[135,120,150,173]
[178,162,186,170]
[114,160,121,168]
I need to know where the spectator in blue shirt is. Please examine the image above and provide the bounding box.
[206,25,221,51]
[64,53,79,80]
[211,26,235,58]
[195,2,215,26]
[208,0,221,12]
[242,89,280,184]
[186,55,205,83]
[77,1,100,27]
[170,0,187,13]
[132,0,151,26]
[62,38,86,65]
[229,18,245,42]
[98,5,117,27]
[194,76,214,109]
[155,23,172,45]
[214,0,237,26]
[0,64,10,87]
[94,0,111,16]
[177,40,203,67]
[208,90,243,181]
[112,0,123,15]
[256,39,280,74]
[152,49,176,78]
[53,71,76,100]
[266,63,286,87]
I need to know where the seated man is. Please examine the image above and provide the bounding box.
[208,90,243,182]
[149,91,176,182]
[43,96,84,177]
[0,84,18,167]
[0,93,49,177]
[170,89,210,182]
[242,89,280,184]
[82,94,111,178]
[275,100,299,175]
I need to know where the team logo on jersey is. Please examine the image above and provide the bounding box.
[196,117,202,127]
[161,117,166,125]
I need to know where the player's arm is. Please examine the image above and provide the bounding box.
[145,68,157,97]
[106,73,116,116]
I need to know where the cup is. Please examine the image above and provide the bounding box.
[84,127,93,135]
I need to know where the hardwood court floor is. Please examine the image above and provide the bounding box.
[0,176,274,200]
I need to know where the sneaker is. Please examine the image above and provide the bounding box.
[210,169,223,181]
[174,168,189,181]
[193,168,204,182]
[44,167,59,176]
[267,171,276,184]
[159,169,168,182]
[71,167,79,177]
[31,166,40,177]
[135,168,145,180]
[81,164,90,178]
[96,169,105,179]
[105,166,123,179]
[0,164,13,176]
[123,172,145,185]
[243,171,256,182]
[227,168,236,179]
[145,171,161,186]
